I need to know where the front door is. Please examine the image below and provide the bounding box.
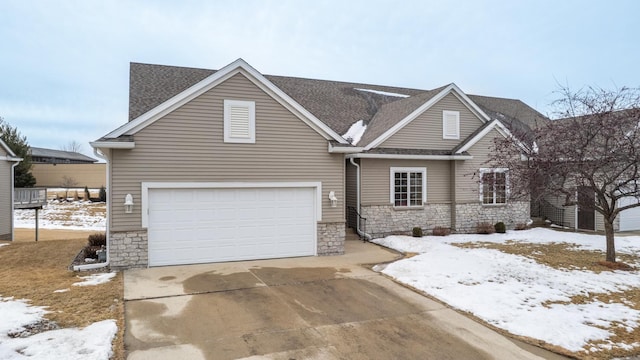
[577,186,595,230]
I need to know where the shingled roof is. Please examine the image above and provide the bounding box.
[127,62,548,147]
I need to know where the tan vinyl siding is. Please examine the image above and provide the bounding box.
[0,155,11,239]
[346,159,357,210]
[110,73,344,231]
[380,93,485,150]
[455,129,501,202]
[32,163,106,188]
[360,158,450,205]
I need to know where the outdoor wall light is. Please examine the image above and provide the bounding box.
[328,191,338,208]
[124,194,134,214]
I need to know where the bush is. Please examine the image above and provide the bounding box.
[494,222,506,233]
[476,222,495,234]
[514,223,529,231]
[84,246,102,259]
[99,186,107,202]
[412,227,423,237]
[84,186,90,201]
[432,226,451,236]
[87,233,106,247]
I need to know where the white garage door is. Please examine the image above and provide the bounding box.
[619,197,640,232]
[147,186,317,266]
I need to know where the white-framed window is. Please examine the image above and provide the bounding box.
[442,110,460,140]
[224,99,256,143]
[390,167,427,207]
[479,168,508,205]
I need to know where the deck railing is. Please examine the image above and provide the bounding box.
[14,188,47,209]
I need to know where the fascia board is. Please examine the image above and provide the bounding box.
[346,153,473,160]
[0,139,16,157]
[90,141,136,149]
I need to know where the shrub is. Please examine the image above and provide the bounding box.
[84,186,90,201]
[476,222,495,234]
[84,246,101,259]
[87,233,106,247]
[432,226,451,236]
[514,223,529,231]
[412,227,423,237]
[99,186,107,202]
[494,221,506,233]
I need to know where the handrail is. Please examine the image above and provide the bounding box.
[347,206,368,242]
[531,199,568,228]
[14,188,47,209]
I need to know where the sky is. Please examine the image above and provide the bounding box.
[1,0,639,157]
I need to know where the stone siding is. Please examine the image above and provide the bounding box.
[109,230,148,269]
[456,201,530,233]
[361,204,451,238]
[317,222,345,255]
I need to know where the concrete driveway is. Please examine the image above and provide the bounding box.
[124,241,566,360]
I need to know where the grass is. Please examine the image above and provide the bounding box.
[0,230,124,360]
[454,239,640,359]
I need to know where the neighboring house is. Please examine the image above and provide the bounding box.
[92,59,543,268]
[30,147,98,164]
[0,139,22,240]
[28,147,105,188]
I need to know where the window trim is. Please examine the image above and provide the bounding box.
[389,167,427,207]
[224,99,256,143]
[479,168,509,205]
[442,110,460,140]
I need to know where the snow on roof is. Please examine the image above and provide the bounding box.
[342,119,368,145]
[354,88,410,98]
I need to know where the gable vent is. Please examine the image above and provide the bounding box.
[224,100,256,143]
[443,110,460,139]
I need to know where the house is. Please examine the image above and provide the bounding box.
[92,59,543,268]
[28,147,105,189]
[0,139,22,240]
[30,147,98,164]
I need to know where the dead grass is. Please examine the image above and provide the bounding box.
[455,240,640,359]
[0,230,124,360]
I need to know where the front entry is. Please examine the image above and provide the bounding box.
[577,186,595,231]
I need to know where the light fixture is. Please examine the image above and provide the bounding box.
[328,191,338,208]
[124,194,134,214]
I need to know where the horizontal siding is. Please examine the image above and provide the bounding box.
[0,159,12,238]
[111,73,344,230]
[346,159,357,210]
[381,93,485,150]
[360,158,450,205]
[32,163,106,188]
[455,129,500,202]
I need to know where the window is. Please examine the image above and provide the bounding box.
[480,168,508,205]
[224,100,255,143]
[442,110,460,139]
[390,167,427,207]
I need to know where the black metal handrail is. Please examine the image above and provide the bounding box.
[531,199,568,227]
[347,206,368,241]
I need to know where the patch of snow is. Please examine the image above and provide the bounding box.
[72,272,116,287]
[53,289,69,293]
[373,228,640,354]
[0,243,9,248]
[342,120,367,145]
[354,88,410,98]
[0,297,116,359]
[14,201,105,231]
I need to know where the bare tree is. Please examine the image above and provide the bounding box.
[61,175,78,200]
[60,140,83,153]
[489,86,640,263]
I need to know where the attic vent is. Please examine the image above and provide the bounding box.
[224,100,255,143]
[442,110,460,140]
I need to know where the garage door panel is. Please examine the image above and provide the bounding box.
[148,186,316,266]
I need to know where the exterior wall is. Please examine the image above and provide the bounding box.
[108,72,345,266]
[455,128,503,202]
[360,158,450,205]
[345,159,358,230]
[317,222,345,255]
[109,229,148,269]
[361,204,451,238]
[547,193,620,232]
[32,163,106,188]
[0,152,12,240]
[456,201,530,233]
[380,93,484,150]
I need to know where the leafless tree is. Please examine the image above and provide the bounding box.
[61,175,78,200]
[488,86,640,263]
[60,140,83,153]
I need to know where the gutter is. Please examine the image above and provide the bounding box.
[9,157,22,241]
[73,147,110,271]
[349,158,372,241]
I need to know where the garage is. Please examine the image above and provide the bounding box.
[619,197,640,232]
[145,184,318,266]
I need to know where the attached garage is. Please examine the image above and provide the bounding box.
[144,183,320,266]
[619,197,640,232]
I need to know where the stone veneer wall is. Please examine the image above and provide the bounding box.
[317,222,345,255]
[361,204,451,238]
[456,201,530,233]
[109,230,148,269]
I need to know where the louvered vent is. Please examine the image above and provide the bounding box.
[224,100,255,143]
[443,110,460,139]
[229,105,250,138]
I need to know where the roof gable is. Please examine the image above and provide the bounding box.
[0,138,16,157]
[104,59,349,144]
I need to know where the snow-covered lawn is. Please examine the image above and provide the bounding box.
[373,228,640,357]
[14,200,106,231]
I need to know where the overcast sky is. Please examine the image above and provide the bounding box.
[1,0,638,156]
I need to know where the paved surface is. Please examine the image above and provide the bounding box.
[124,240,567,360]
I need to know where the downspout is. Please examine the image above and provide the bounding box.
[73,147,110,271]
[349,157,372,240]
[10,159,21,241]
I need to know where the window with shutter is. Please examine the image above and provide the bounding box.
[442,110,460,139]
[224,100,255,143]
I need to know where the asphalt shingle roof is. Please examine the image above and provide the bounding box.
[29,147,97,163]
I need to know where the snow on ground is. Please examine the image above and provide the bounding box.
[72,272,116,287]
[373,228,640,354]
[342,119,367,145]
[14,200,106,231]
[0,297,116,360]
[0,243,8,248]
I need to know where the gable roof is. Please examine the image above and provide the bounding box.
[0,138,17,158]
[29,147,97,163]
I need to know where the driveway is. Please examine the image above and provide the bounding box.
[124,240,566,360]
